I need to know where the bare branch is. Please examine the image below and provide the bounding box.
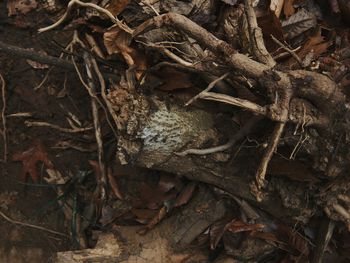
[244,0,276,67]
[133,13,270,79]
[200,91,267,116]
[251,122,286,202]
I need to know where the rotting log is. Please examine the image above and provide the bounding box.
[107,77,311,222]
[106,13,350,226]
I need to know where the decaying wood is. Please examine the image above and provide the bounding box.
[107,12,350,224]
[56,186,225,263]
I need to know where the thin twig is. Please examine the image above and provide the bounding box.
[244,0,276,67]
[70,32,118,138]
[7,112,33,118]
[186,73,229,106]
[142,0,160,16]
[107,168,123,200]
[270,34,303,67]
[175,116,260,156]
[38,0,132,34]
[0,209,69,238]
[136,40,194,67]
[25,120,93,133]
[200,91,267,116]
[89,55,119,138]
[0,73,7,162]
[83,52,107,202]
[85,33,105,59]
[251,122,286,202]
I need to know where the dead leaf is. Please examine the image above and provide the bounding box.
[227,220,266,233]
[139,206,167,234]
[283,0,296,17]
[251,223,310,256]
[282,8,317,40]
[138,181,177,210]
[7,0,38,16]
[131,208,157,223]
[13,140,54,182]
[89,160,102,180]
[155,67,194,91]
[174,182,197,207]
[249,231,282,245]
[274,224,310,256]
[296,28,333,60]
[107,168,124,200]
[105,0,131,16]
[103,26,147,79]
[209,218,232,250]
[157,174,181,193]
[258,11,285,52]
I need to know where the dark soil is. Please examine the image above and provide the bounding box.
[0,3,94,261]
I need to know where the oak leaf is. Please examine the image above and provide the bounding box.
[13,140,54,182]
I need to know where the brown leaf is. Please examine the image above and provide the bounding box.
[174,182,197,207]
[296,28,333,60]
[89,160,101,180]
[283,0,296,17]
[138,181,176,210]
[103,26,147,79]
[274,224,310,256]
[209,217,232,250]
[157,174,181,193]
[252,224,310,256]
[249,231,282,245]
[131,208,157,222]
[13,140,54,182]
[107,167,124,200]
[258,11,285,52]
[105,0,131,16]
[138,206,167,234]
[227,220,266,234]
[156,67,194,91]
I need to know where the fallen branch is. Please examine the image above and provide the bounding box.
[185,73,229,106]
[0,40,120,80]
[133,13,270,79]
[270,34,303,67]
[25,120,93,133]
[0,40,75,71]
[244,0,276,67]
